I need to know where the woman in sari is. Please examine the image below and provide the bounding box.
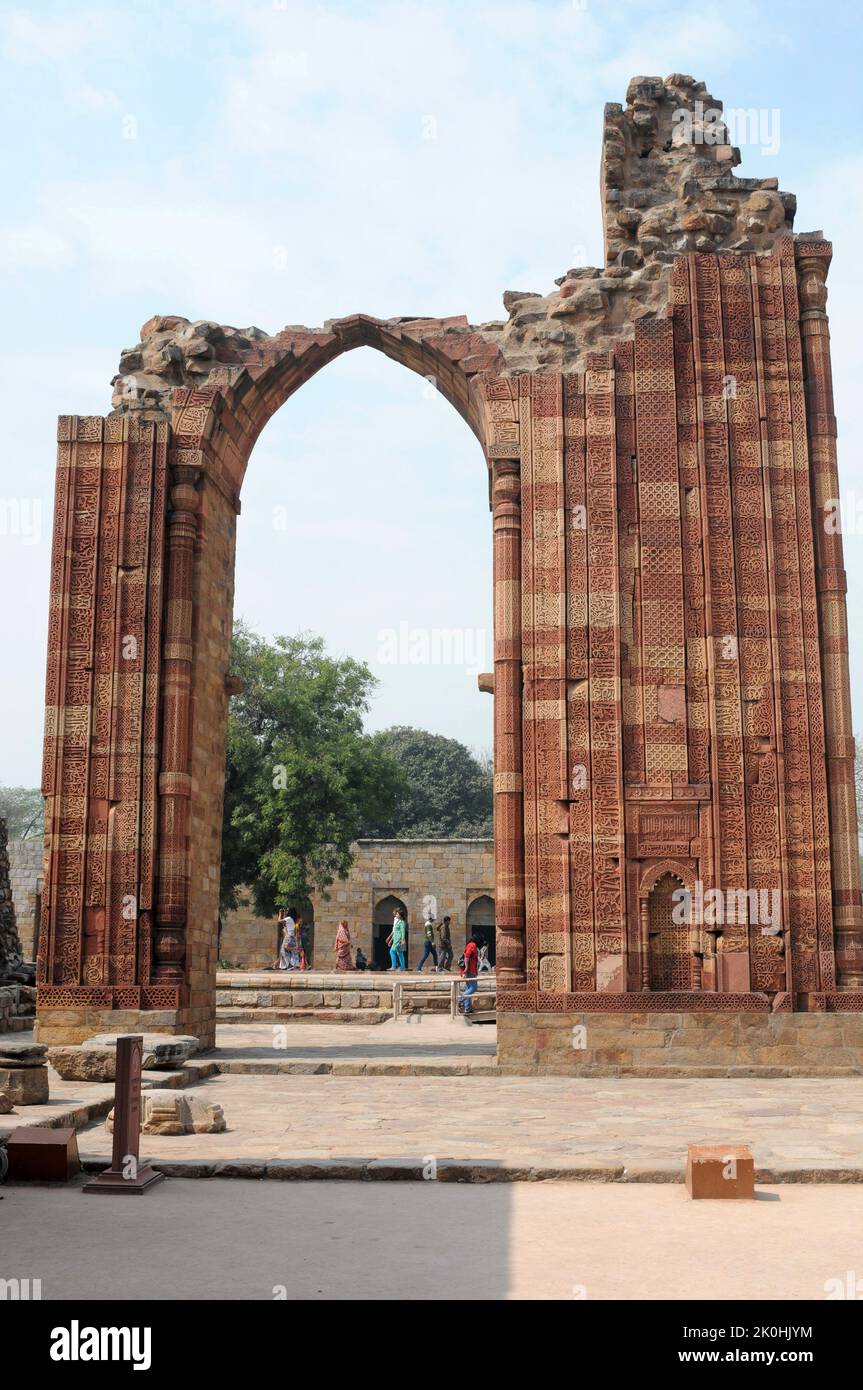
[334,919,354,971]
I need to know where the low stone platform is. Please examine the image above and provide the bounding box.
[497,1008,863,1076]
[215,969,480,1023]
[7,1021,863,1183]
[67,1070,863,1183]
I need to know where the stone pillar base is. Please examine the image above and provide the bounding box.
[35,1007,215,1049]
[497,1007,863,1076]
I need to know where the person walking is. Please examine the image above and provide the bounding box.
[436,916,454,973]
[478,941,493,973]
[458,931,482,1018]
[388,907,407,971]
[278,909,300,971]
[416,916,438,972]
[334,919,354,971]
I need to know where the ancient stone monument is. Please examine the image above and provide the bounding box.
[37,76,863,1067]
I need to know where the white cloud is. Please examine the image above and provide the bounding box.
[1,9,118,63]
[71,84,122,116]
[0,224,73,271]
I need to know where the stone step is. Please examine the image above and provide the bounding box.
[216,1007,392,1025]
[216,1058,498,1077]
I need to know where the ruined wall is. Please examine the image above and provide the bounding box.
[36,74,863,1053]
[8,837,42,960]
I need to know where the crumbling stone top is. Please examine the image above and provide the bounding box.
[112,74,800,413]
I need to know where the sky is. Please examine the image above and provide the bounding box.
[1,0,862,788]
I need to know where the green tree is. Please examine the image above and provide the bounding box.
[220,623,404,916]
[361,726,493,838]
[0,786,44,841]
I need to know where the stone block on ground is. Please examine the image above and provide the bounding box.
[0,1063,48,1105]
[107,1089,226,1136]
[84,1033,200,1069]
[686,1143,755,1199]
[0,1089,13,1113]
[48,1045,117,1082]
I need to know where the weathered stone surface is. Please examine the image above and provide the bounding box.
[106,1089,225,1136]
[48,1045,116,1082]
[0,1042,47,1066]
[35,72,863,1059]
[0,1064,48,1105]
[498,1012,863,1076]
[0,818,34,989]
[85,1034,199,1068]
[0,1090,13,1113]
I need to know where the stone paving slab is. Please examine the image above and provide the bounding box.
[71,1071,863,1180]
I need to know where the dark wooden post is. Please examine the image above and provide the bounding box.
[83,1035,164,1194]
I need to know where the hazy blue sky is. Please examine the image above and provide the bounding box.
[1,0,861,786]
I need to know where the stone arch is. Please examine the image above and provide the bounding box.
[466,893,496,965]
[34,312,529,1045]
[638,860,696,902]
[372,894,408,971]
[373,894,408,925]
[34,71,863,1050]
[645,871,692,993]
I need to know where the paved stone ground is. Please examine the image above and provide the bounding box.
[6,1021,863,1177]
[2,1179,861,1300]
[0,1019,492,1139]
[72,1068,863,1177]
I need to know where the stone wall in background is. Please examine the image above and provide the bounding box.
[8,837,42,961]
[0,818,25,982]
[219,838,495,971]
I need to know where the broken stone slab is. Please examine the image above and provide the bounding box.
[0,1090,13,1113]
[84,1033,200,1069]
[106,1089,225,1136]
[48,1045,117,1083]
[0,1042,48,1067]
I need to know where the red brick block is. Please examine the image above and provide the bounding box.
[686,1143,755,1199]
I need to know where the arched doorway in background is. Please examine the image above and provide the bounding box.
[372,895,408,970]
[467,894,496,966]
[647,872,690,991]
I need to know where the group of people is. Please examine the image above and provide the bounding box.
[276,906,492,1013]
[330,908,491,1016]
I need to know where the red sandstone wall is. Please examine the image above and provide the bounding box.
[34,239,863,1045]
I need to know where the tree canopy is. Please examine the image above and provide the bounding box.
[0,786,44,841]
[361,725,492,839]
[220,622,404,916]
